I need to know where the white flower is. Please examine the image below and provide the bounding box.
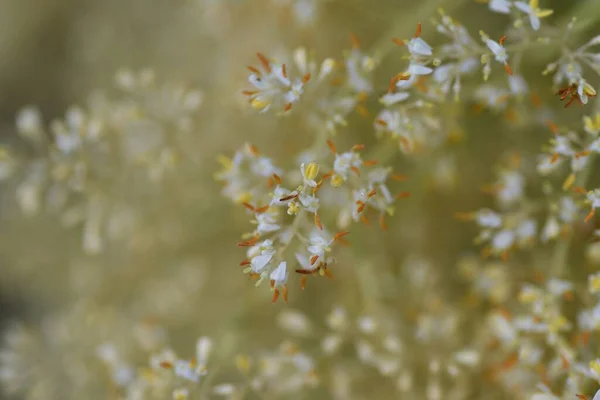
[408,37,433,57]
[245,52,310,113]
[299,193,320,214]
[270,261,287,286]
[475,209,502,228]
[300,162,319,187]
[307,229,333,261]
[333,151,362,180]
[489,0,512,14]
[514,0,553,31]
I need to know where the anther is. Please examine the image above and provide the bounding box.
[256,53,271,73]
[327,140,337,154]
[315,213,323,230]
[414,22,422,38]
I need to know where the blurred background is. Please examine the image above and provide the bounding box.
[0,0,599,399]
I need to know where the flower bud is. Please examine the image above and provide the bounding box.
[303,162,319,181]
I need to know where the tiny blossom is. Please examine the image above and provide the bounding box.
[514,0,553,31]
[481,31,513,76]
[489,0,512,14]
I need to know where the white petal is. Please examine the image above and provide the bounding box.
[380,92,410,107]
[408,64,433,76]
[270,261,287,283]
[409,38,432,56]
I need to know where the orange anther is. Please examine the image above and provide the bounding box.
[256,53,271,73]
[350,166,361,177]
[302,73,311,83]
[281,64,287,78]
[414,22,422,38]
[273,173,281,185]
[499,35,507,45]
[363,160,378,167]
[333,231,350,241]
[327,140,337,154]
[350,32,360,48]
[315,213,323,230]
[247,66,261,75]
[392,38,405,46]
[284,103,292,112]
[310,255,319,265]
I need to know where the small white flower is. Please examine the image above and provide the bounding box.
[270,261,288,286]
[408,37,433,57]
[489,0,512,14]
[514,0,553,31]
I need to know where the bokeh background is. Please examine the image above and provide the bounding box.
[1,0,599,399]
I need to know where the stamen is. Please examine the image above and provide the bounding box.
[376,119,388,127]
[247,66,261,75]
[255,205,270,214]
[356,201,365,213]
[350,166,361,177]
[300,275,307,290]
[350,32,360,48]
[280,193,299,201]
[399,136,411,152]
[237,236,259,247]
[364,160,378,167]
[356,104,369,117]
[414,22,422,38]
[283,286,289,303]
[310,255,319,265]
[302,73,311,83]
[395,191,411,199]
[498,35,507,45]
[315,213,323,230]
[273,173,281,185]
[240,260,251,266]
[256,53,271,73]
[392,38,405,46]
[575,395,587,400]
[296,269,314,275]
[379,215,388,230]
[248,144,260,156]
[160,361,173,369]
[242,202,255,211]
[281,64,287,78]
[504,63,513,76]
[241,90,259,96]
[352,144,365,151]
[545,120,558,134]
[550,153,559,164]
[327,140,337,154]
[531,92,542,108]
[572,186,587,194]
[367,189,377,197]
[284,103,293,112]
[272,289,280,303]
[585,209,595,223]
[454,212,473,221]
[270,279,275,289]
[313,180,324,194]
[361,215,370,225]
[331,232,349,243]
[391,174,408,181]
